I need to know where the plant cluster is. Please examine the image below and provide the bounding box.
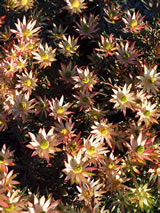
[0,0,160,212]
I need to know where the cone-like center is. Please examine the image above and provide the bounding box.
[56,106,65,114]
[40,102,46,109]
[28,43,34,50]
[60,128,68,135]
[72,0,80,8]
[120,95,128,103]
[19,101,27,110]
[100,127,108,136]
[20,44,25,50]
[83,24,90,32]
[147,77,154,84]
[23,29,31,37]
[136,145,144,154]
[7,66,12,72]
[40,211,47,213]
[66,43,72,51]
[0,155,4,163]
[40,139,49,150]
[41,53,49,60]
[122,52,130,60]
[82,96,89,103]
[130,19,138,28]
[109,11,116,19]
[65,71,72,79]
[82,76,90,84]
[87,145,96,155]
[0,84,4,90]
[4,204,14,212]
[73,164,82,174]
[21,0,28,4]
[104,42,112,51]
[18,62,24,69]
[108,162,114,169]
[24,79,32,87]
[143,110,151,117]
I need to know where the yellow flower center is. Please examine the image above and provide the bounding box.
[83,24,90,32]
[72,0,80,8]
[87,146,96,155]
[0,120,3,125]
[20,44,25,50]
[99,127,108,136]
[40,102,46,109]
[19,101,27,110]
[24,79,31,87]
[40,139,49,149]
[66,43,72,51]
[21,0,28,4]
[23,29,31,37]
[41,53,49,60]
[7,66,12,72]
[60,128,68,135]
[147,77,154,84]
[143,110,151,117]
[82,96,89,103]
[122,52,130,60]
[65,71,72,79]
[82,76,90,84]
[28,43,34,50]
[18,62,24,68]
[109,11,116,19]
[10,53,16,58]
[0,155,4,163]
[136,98,142,104]
[104,42,112,51]
[136,145,144,154]
[56,106,65,114]
[108,162,114,169]
[4,204,14,212]
[73,164,82,174]
[0,84,4,90]
[120,95,128,103]
[130,19,138,28]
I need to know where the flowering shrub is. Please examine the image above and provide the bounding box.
[0,0,160,212]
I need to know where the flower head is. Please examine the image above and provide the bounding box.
[115,41,141,67]
[58,35,79,57]
[91,119,117,148]
[137,64,160,94]
[96,34,118,57]
[73,66,97,92]
[49,96,73,122]
[122,10,145,33]
[63,149,96,185]
[110,84,135,116]
[136,100,160,127]
[75,13,99,39]
[104,3,122,24]
[63,0,87,15]
[26,127,61,163]
[32,43,57,68]
[11,16,40,41]
[27,194,60,213]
